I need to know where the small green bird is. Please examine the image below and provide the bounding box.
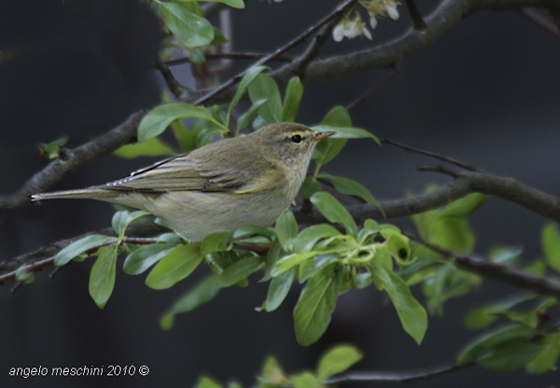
[32,122,334,241]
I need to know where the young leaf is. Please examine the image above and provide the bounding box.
[228,66,268,118]
[293,266,341,346]
[15,265,34,284]
[275,209,298,252]
[274,251,321,275]
[123,243,180,275]
[316,344,363,380]
[281,76,303,122]
[112,210,149,237]
[310,192,357,238]
[89,243,120,309]
[465,294,535,330]
[219,256,262,287]
[312,105,351,169]
[526,332,560,374]
[158,1,214,47]
[145,243,203,290]
[236,98,268,134]
[160,274,221,330]
[541,222,560,273]
[370,261,428,344]
[429,217,475,254]
[138,103,219,143]
[200,231,230,254]
[55,235,114,266]
[248,73,282,124]
[113,137,176,159]
[262,267,296,312]
[294,224,341,253]
[457,324,543,370]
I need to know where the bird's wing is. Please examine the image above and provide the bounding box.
[104,141,285,193]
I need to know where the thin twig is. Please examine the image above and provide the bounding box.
[518,8,559,36]
[404,0,428,31]
[383,138,481,172]
[290,19,339,79]
[165,53,294,67]
[326,363,469,384]
[192,0,358,107]
[346,64,400,110]
[154,57,191,98]
[408,233,560,300]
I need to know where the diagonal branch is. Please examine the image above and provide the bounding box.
[154,57,192,98]
[192,0,359,106]
[326,363,470,384]
[419,165,560,223]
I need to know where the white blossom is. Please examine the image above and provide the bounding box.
[332,17,372,42]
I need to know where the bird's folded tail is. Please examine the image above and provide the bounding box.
[31,188,120,202]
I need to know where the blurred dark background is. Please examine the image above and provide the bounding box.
[1,0,559,386]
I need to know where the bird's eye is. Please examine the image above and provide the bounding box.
[291,134,302,143]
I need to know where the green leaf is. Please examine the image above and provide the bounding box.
[275,209,298,252]
[138,103,219,143]
[210,27,228,46]
[316,344,363,380]
[55,235,114,266]
[541,222,560,273]
[457,324,543,370]
[189,47,206,64]
[430,217,475,254]
[228,66,268,119]
[291,372,322,388]
[158,1,214,47]
[301,176,322,199]
[248,73,282,124]
[438,193,487,218]
[370,261,428,344]
[112,210,149,237]
[208,0,245,9]
[293,266,340,346]
[294,224,341,253]
[145,243,203,290]
[89,243,120,309]
[281,76,303,122]
[236,98,268,134]
[311,124,379,144]
[15,265,34,284]
[262,267,296,312]
[200,231,230,254]
[123,243,180,275]
[526,333,560,374]
[275,251,320,275]
[39,135,69,159]
[310,192,357,238]
[312,138,347,169]
[160,274,221,330]
[113,136,175,159]
[465,294,535,330]
[194,376,223,388]
[219,256,262,287]
[318,173,384,215]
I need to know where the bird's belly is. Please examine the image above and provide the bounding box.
[145,191,290,241]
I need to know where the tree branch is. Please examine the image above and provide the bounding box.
[326,363,470,384]
[409,234,560,300]
[192,0,359,106]
[0,110,146,208]
[154,57,191,98]
[419,165,560,223]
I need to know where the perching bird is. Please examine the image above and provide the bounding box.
[32,122,334,241]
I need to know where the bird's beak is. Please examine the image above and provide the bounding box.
[312,131,336,142]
